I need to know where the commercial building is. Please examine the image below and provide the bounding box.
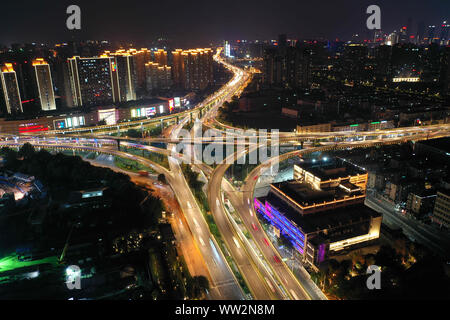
[67,56,119,107]
[432,190,450,228]
[0,63,23,114]
[255,158,381,268]
[32,59,56,111]
[296,120,394,134]
[296,123,332,133]
[406,190,437,218]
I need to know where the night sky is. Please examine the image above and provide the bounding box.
[1,0,448,46]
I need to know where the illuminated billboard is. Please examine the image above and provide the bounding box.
[146,107,156,117]
[19,124,49,133]
[98,109,117,125]
[54,120,66,129]
[174,97,181,108]
[169,99,174,112]
[65,116,85,128]
[131,107,157,118]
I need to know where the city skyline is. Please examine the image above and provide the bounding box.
[0,0,449,46]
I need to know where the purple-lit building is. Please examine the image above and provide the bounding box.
[254,158,382,268]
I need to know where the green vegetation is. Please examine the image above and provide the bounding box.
[0,254,58,273]
[123,125,163,139]
[114,156,155,174]
[121,146,170,170]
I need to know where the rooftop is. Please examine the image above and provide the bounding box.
[262,193,380,240]
[295,158,366,181]
[272,179,364,208]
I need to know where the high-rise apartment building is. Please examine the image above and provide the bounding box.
[182,48,213,91]
[129,48,151,93]
[67,56,119,107]
[145,62,172,92]
[171,49,185,88]
[154,49,168,66]
[105,51,137,102]
[171,48,213,91]
[0,63,23,114]
[263,45,311,89]
[32,58,56,111]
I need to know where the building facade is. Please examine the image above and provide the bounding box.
[255,158,381,268]
[68,56,119,107]
[171,48,213,91]
[432,190,450,228]
[32,59,56,111]
[0,63,23,114]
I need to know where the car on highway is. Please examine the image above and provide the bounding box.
[251,223,258,231]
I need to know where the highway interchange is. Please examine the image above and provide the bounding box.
[1,48,450,300]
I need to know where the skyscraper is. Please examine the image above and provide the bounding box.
[183,49,212,91]
[424,25,436,44]
[0,63,23,114]
[439,21,450,45]
[416,21,425,44]
[108,52,137,102]
[129,48,151,94]
[441,46,450,95]
[263,45,311,89]
[67,56,119,107]
[154,49,168,66]
[145,62,172,92]
[172,48,213,91]
[172,49,185,89]
[32,58,56,111]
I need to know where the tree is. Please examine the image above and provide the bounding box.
[188,276,209,299]
[18,143,35,159]
[126,129,142,138]
[1,147,18,168]
[157,174,166,184]
[195,275,209,292]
